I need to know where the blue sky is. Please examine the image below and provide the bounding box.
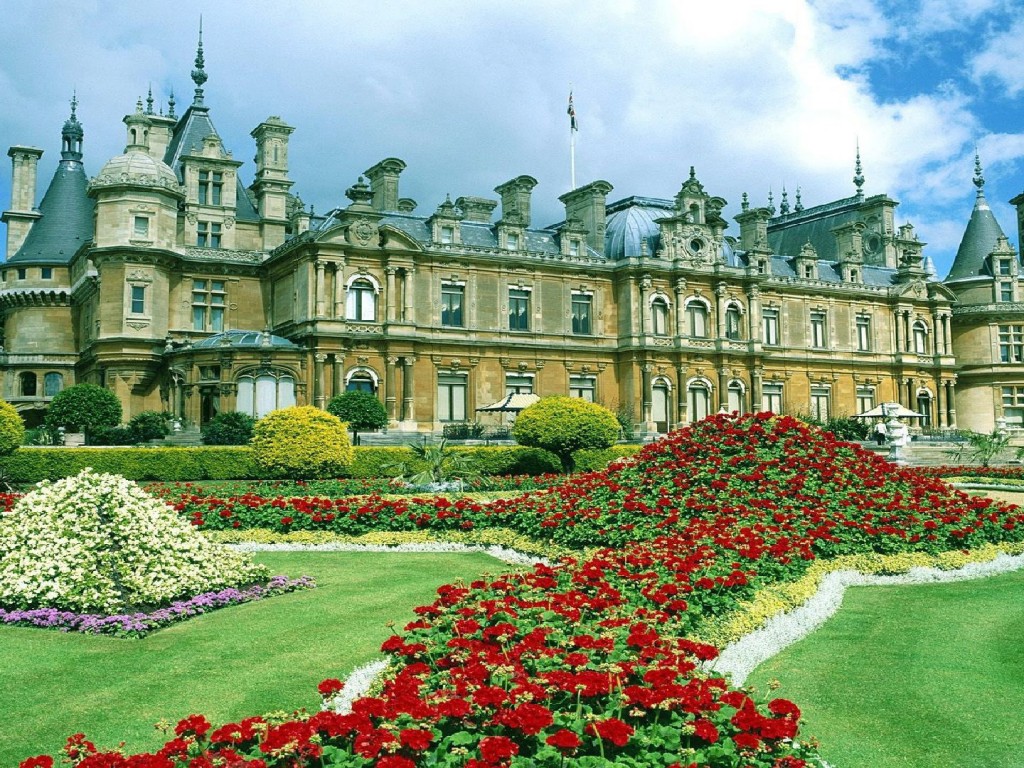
[1,0,1022,276]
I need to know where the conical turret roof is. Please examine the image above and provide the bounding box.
[945,155,1010,282]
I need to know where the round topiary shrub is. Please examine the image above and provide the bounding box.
[512,395,620,472]
[250,405,354,479]
[202,411,257,445]
[0,400,25,457]
[326,390,388,445]
[44,383,121,438]
[0,469,267,612]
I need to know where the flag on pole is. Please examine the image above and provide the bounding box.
[567,91,578,132]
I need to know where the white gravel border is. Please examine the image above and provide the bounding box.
[226,541,552,567]
[709,550,1024,686]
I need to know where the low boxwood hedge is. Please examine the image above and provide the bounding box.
[573,444,642,472]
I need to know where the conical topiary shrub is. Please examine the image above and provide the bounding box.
[0,469,268,613]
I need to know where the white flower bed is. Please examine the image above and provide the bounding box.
[227,541,552,567]
[710,551,1024,686]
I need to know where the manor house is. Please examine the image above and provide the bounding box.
[3,42,1023,437]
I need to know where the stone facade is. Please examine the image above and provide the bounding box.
[1,47,1021,436]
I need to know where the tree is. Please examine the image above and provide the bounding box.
[947,429,1012,467]
[202,411,257,445]
[0,400,25,457]
[250,406,354,479]
[512,396,620,473]
[44,383,121,438]
[326,391,388,445]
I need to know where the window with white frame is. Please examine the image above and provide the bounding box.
[509,288,530,331]
[346,370,377,393]
[441,283,465,327]
[687,301,708,338]
[810,386,831,421]
[440,225,454,244]
[346,278,377,322]
[999,325,1024,363]
[569,375,596,402]
[437,372,468,421]
[810,311,827,349]
[687,381,711,423]
[196,221,222,248]
[912,321,929,354]
[1003,386,1024,427]
[725,305,743,340]
[727,380,745,414]
[192,279,226,332]
[571,293,592,335]
[236,371,296,419]
[762,382,783,414]
[133,216,150,239]
[856,315,871,351]
[653,378,671,432]
[916,390,933,428]
[652,297,669,336]
[763,309,780,346]
[856,386,875,415]
[130,285,146,315]
[505,373,534,395]
[198,170,223,206]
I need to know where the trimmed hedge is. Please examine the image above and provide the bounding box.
[0,444,563,483]
[572,444,642,472]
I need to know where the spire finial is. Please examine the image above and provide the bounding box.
[741,191,749,211]
[70,90,78,120]
[853,140,865,199]
[168,89,176,119]
[779,184,790,215]
[191,16,207,106]
[146,84,154,115]
[61,90,84,162]
[973,148,985,195]
[794,186,804,213]
[767,188,776,216]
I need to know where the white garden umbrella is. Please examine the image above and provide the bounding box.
[853,402,924,419]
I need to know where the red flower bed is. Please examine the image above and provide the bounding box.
[23,414,1024,767]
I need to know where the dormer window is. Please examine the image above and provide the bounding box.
[440,225,454,245]
[506,232,520,251]
[1000,282,1014,302]
[569,239,580,257]
[41,268,52,280]
[803,265,814,279]
[16,268,26,280]
[198,171,223,206]
[1000,259,1012,276]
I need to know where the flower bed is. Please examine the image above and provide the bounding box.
[0,575,315,638]
[20,414,1024,768]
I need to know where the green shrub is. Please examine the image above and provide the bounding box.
[0,447,258,483]
[0,400,25,457]
[512,396,621,472]
[326,391,388,445]
[89,425,139,446]
[573,444,643,472]
[202,411,256,445]
[250,406,354,479]
[44,383,121,437]
[128,410,171,441]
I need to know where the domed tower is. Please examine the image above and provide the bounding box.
[945,154,1023,432]
[0,96,94,426]
[82,97,185,413]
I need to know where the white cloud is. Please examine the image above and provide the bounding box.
[970,17,1024,95]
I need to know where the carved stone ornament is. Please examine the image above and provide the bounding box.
[126,321,149,330]
[350,219,378,247]
[126,269,153,283]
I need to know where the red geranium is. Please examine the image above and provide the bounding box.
[478,735,519,764]
[545,729,582,752]
[586,717,634,747]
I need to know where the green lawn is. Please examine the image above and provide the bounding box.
[747,567,1024,768]
[0,551,511,766]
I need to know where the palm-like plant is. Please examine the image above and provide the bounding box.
[385,439,479,488]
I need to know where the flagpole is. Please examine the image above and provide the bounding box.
[568,86,577,190]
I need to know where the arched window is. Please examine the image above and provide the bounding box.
[725,304,743,340]
[652,377,671,432]
[687,380,711,423]
[686,300,709,338]
[44,372,64,397]
[912,321,929,354]
[916,390,933,429]
[346,370,378,393]
[727,380,745,414]
[235,370,296,419]
[651,297,669,336]
[346,278,377,322]
[19,372,36,397]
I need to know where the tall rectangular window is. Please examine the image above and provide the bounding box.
[192,279,226,332]
[441,284,464,327]
[133,216,150,238]
[130,285,146,314]
[438,373,467,422]
[569,375,596,402]
[856,316,871,351]
[506,232,520,251]
[688,303,708,338]
[762,309,779,346]
[198,171,223,205]
[1002,386,1024,427]
[197,221,222,248]
[762,382,783,414]
[856,386,875,415]
[810,311,827,349]
[725,306,742,340]
[572,293,592,335]
[1001,282,1014,302]
[440,225,454,244]
[810,386,831,421]
[509,288,530,331]
[1000,325,1024,363]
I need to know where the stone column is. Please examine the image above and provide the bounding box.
[638,275,651,336]
[333,262,345,318]
[403,268,416,323]
[315,261,326,317]
[718,366,729,410]
[641,364,654,429]
[385,355,398,422]
[333,353,345,398]
[746,287,761,343]
[675,362,688,426]
[946,380,957,428]
[894,309,903,353]
[937,378,947,429]
[752,367,764,413]
[402,357,416,426]
[903,311,912,352]
[944,314,953,355]
[673,279,686,339]
[931,309,943,356]
[714,283,727,339]
[385,266,398,323]
[314,353,327,408]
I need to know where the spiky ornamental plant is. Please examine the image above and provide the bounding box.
[0,470,267,612]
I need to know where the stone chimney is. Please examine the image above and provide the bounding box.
[455,195,498,223]
[558,180,613,255]
[494,175,538,227]
[364,158,407,212]
[2,146,44,255]
[734,207,771,251]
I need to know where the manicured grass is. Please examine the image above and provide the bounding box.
[0,551,511,766]
[747,567,1024,768]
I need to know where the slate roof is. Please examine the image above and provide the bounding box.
[8,158,94,264]
[191,329,299,349]
[766,196,863,262]
[945,189,1009,282]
